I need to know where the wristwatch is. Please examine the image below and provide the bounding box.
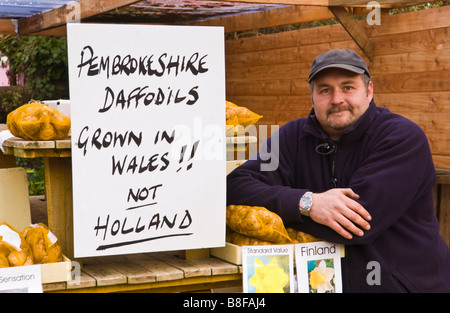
[299,191,313,217]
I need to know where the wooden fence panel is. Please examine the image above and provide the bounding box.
[225,5,450,169]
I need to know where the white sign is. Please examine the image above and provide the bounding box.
[295,242,343,293]
[0,265,43,293]
[67,23,226,257]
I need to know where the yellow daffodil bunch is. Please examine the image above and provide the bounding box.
[249,257,290,293]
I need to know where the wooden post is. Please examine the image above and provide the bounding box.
[44,157,74,260]
[179,249,211,260]
[438,184,450,247]
[0,125,16,168]
[0,152,16,168]
[436,169,450,247]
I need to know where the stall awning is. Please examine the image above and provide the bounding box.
[0,0,436,36]
[0,0,76,18]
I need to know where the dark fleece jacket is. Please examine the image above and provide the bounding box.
[227,99,450,292]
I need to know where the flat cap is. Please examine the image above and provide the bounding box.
[308,49,370,83]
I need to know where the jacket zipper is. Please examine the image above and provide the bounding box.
[315,141,338,188]
[330,143,338,188]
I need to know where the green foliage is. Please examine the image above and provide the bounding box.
[0,86,31,123]
[0,36,67,195]
[0,35,68,100]
[389,1,447,14]
[1,88,21,111]
[28,164,45,196]
[17,158,45,196]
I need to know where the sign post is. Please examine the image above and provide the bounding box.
[67,23,226,258]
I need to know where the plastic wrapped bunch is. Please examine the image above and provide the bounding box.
[0,223,34,267]
[226,101,262,136]
[7,102,71,141]
[286,227,320,244]
[225,205,321,246]
[23,223,62,264]
[226,230,273,246]
[0,222,63,268]
[226,205,291,244]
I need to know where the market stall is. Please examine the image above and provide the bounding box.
[0,0,449,294]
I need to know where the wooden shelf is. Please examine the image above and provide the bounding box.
[2,137,71,158]
[43,251,242,293]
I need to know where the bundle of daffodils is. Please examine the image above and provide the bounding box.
[7,102,70,141]
[0,222,62,268]
[226,205,319,246]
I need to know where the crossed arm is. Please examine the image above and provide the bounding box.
[310,188,371,240]
[227,120,434,244]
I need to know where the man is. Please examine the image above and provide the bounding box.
[227,49,450,292]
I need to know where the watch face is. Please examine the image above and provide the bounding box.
[300,194,312,208]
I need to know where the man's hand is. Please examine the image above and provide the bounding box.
[309,188,372,239]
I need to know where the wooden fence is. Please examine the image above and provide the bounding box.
[224,5,450,170]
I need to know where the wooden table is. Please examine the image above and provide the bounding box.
[0,127,243,293]
[43,250,241,293]
[1,135,74,260]
[1,127,448,292]
[226,135,257,160]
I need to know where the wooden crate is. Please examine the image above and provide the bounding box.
[40,256,72,284]
[211,242,242,266]
[0,167,72,284]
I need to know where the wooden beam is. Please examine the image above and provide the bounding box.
[329,0,434,6]
[209,0,327,6]
[30,26,67,36]
[191,5,333,33]
[0,19,16,35]
[13,0,440,35]
[329,6,374,62]
[18,0,142,35]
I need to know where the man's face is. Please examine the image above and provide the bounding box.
[311,68,373,140]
